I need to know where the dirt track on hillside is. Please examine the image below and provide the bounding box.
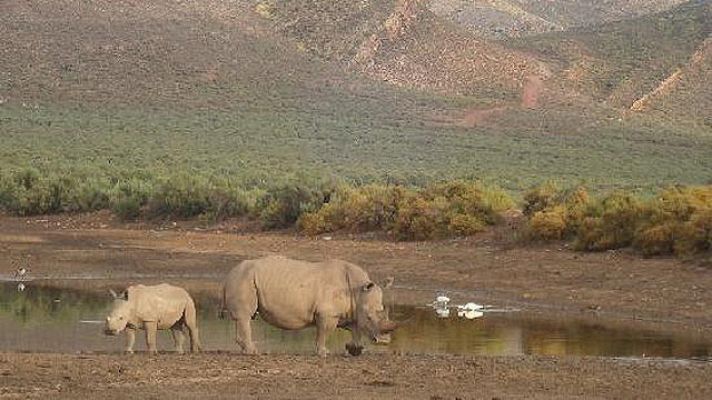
[1,212,711,398]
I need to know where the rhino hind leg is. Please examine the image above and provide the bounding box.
[234,318,258,354]
[225,279,258,354]
[184,300,202,353]
[171,327,186,354]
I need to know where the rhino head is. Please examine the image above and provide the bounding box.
[104,289,132,336]
[354,278,397,344]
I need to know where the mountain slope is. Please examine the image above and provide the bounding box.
[0,0,710,191]
[262,0,544,100]
[631,36,712,122]
[511,0,711,111]
[429,0,691,38]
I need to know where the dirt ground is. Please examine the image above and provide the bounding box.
[2,352,711,400]
[1,212,711,398]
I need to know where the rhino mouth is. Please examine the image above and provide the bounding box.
[374,333,392,344]
[104,329,120,336]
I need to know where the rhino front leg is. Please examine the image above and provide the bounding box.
[125,327,136,354]
[172,328,185,354]
[346,328,364,356]
[145,321,158,354]
[315,314,338,357]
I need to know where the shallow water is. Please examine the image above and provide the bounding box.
[1,281,711,359]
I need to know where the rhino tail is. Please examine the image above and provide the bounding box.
[218,284,228,320]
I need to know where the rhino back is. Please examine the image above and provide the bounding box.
[129,284,191,328]
[227,256,371,329]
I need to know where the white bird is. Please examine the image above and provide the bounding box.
[456,302,485,320]
[431,294,451,318]
[14,267,28,280]
[16,283,26,292]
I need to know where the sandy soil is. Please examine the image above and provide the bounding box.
[1,212,711,398]
[2,352,711,399]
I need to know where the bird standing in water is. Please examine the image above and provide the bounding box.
[13,266,29,280]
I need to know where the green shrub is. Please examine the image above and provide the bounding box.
[109,178,154,221]
[147,175,213,219]
[633,222,678,256]
[674,208,712,256]
[425,181,507,225]
[529,206,567,240]
[447,213,486,236]
[13,168,41,190]
[0,174,21,212]
[298,210,330,236]
[523,184,711,258]
[574,191,645,251]
[656,186,712,221]
[298,184,406,235]
[298,181,511,240]
[66,177,111,212]
[259,182,331,229]
[523,182,560,216]
[14,176,73,215]
[392,195,448,241]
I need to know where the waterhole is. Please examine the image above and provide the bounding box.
[1,281,710,360]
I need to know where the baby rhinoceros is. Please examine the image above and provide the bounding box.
[104,283,202,354]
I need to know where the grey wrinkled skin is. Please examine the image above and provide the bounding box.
[222,256,396,357]
[104,283,202,354]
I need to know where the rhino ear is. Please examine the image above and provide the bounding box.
[382,277,394,289]
[362,282,375,292]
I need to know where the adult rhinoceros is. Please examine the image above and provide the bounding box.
[222,256,396,356]
[104,283,202,354]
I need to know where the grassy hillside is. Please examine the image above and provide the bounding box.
[0,0,710,201]
[429,0,690,38]
[261,0,539,99]
[511,0,711,110]
[633,37,712,121]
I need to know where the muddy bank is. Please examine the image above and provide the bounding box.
[1,352,711,399]
[1,214,710,333]
[2,214,712,398]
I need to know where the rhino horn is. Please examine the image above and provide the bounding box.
[109,289,118,299]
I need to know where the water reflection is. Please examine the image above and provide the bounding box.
[1,282,711,359]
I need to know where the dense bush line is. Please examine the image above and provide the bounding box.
[0,168,512,239]
[298,181,514,240]
[523,183,711,258]
[1,168,709,258]
[0,168,265,222]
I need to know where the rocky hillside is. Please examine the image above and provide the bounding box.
[429,0,691,38]
[511,0,711,116]
[631,36,711,122]
[1,0,710,190]
[259,0,544,100]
